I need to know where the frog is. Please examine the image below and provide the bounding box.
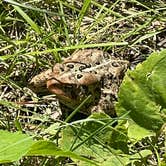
[29,49,129,117]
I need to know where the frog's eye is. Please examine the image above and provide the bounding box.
[66,63,74,68]
[112,62,119,67]
[77,74,83,79]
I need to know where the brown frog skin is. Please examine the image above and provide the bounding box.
[29,49,129,116]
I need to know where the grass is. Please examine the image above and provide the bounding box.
[0,0,166,165]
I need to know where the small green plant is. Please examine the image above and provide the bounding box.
[116,50,166,132]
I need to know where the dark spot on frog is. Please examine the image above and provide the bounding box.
[95,62,100,65]
[60,67,64,72]
[90,70,97,74]
[112,62,119,67]
[86,64,91,68]
[66,64,74,69]
[79,65,87,71]
[77,74,83,79]
[94,71,97,74]
[105,73,113,79]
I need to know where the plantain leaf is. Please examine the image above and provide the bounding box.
[26,140,98,166]
[116,49,166,132]
[60,113,130,165]
[0,130,97,165]
[0,130,34,163]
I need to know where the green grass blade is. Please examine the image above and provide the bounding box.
[0,41,128,60]
[13,5,41,34]
[59,1,71,45]
[131,31,162,46]
[91,1,123,18]
[4,0,62,16]
[74,0,91,36]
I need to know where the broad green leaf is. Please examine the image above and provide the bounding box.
[60,116,151,166]
[130,149,152,161]
[27,140,98,166]
[100,149,152,166]
[0,130,34,163]
[43,123,61,135]
[128,120,155,142]
[116,49,166,131]
[85,113,128,153]
[108,123,128,153]
[60,113,129,165]
[0,130,97,165]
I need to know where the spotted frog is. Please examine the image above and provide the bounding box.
[29,49,129,117]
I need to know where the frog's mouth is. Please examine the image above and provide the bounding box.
[46,78,87,103]
[46,77,100,108]
[47,78,73,102]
